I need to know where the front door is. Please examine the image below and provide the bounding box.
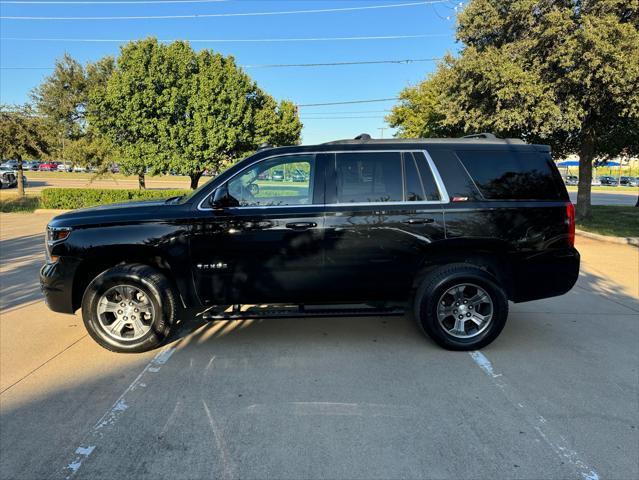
[191,153,329,305]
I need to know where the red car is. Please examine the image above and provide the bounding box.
[39,162,59,171]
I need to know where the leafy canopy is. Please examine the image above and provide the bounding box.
[89,38,302,188]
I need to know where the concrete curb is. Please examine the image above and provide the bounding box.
[33,209,72,214]
[576,229,639,247]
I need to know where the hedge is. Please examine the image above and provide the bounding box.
[40,188,190,209]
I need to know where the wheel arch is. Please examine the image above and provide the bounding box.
[71,246,193,312]
[414,239,515,298]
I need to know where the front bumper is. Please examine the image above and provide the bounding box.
[40,257,80,314]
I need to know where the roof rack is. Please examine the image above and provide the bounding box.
[354,133,372,141]
[321,133,526,145]
[462,133,498,140]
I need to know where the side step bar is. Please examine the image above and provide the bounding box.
[202,305,405,321]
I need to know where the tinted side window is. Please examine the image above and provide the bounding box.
[457,150,562,200]
[412,152,441,201]
[336,152,402,203]
[427,148,482,200]
[404,153,425,201]
[228,154,314,206]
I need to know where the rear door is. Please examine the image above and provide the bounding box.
[321,150,447,302]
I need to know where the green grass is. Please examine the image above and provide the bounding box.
[26,171,191,182]
[0,196,41,212]
[566,186,639,193]
[577,206,639,238]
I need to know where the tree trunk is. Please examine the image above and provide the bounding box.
[138,173,146,190]
[189,171,203,190]
[16,156,25,198]
[575,136,595,221]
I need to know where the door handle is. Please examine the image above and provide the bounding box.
[402,218,435,225]
[285,222,317,230]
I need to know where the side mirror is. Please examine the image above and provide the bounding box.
[209,184,239,210]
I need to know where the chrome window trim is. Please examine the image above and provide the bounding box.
[198,149,450,211]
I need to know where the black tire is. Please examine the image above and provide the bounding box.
[413,263,508,350]
[81,263,177,353]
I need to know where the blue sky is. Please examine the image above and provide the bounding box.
[0,0,463,144]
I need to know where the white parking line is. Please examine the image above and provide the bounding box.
[468,351,600,480]
[63,346,176,479]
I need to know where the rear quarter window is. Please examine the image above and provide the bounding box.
[456,150,563,200]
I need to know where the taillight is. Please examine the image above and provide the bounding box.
[566,202,575,247]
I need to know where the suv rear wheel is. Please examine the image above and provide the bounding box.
[81,264,177,353]
[413,264,508,350]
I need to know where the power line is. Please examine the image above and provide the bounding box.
[301,116,388,120]
[0,58,440,70]
[244,58,440,68]
[0,0,227,3]
[298,98,399,107]
[302,110,392,115]
[0,1,449,20]
[0,33,450,43]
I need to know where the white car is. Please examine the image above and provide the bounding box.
[0,166,27,188]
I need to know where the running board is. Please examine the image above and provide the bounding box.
[202,305,405,321]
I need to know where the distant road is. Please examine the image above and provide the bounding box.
[569,191,638,206]
[22,175,191,193]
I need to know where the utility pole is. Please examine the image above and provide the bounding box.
[377,127,387,139]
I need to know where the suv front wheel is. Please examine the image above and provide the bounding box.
[81,264,177,353]
[413,264,508,350]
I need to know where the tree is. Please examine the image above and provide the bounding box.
[32,53,115,170]
[386,66,462,139]
[389,0,639,219]
[170,50,257,189]
[89,39,193,188]
[170,52,302,189]
[0,105,49,197]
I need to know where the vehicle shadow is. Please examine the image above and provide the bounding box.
[0,233,45,310]
[168,266,639,353]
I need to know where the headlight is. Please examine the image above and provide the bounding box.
[47,226,72,244]
[46,226,71,263]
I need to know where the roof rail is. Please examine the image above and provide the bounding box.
[257,143,272,151]
[462,133,497,140]
[354,133,372,141]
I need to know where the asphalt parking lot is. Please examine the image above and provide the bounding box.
[1,212,638,480]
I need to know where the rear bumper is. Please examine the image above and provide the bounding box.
[40,257,80,314]
[510,247,580,303]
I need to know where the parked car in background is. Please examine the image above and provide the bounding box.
[619,176,637,186]
[599,175,618,186]
[271,169,285,181]
[0,166,17,188]
[591,177,601,186]
[41,133,579,353]
[629,177,639,187]
[57,163,72,172]
[24,161,41,171]
[291,170,307,182]
[1,159,19,169]
[39,162,59,171]
[0,165,27,188]
[563,175,578,186]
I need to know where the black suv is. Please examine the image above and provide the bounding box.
[41,135,579,353]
